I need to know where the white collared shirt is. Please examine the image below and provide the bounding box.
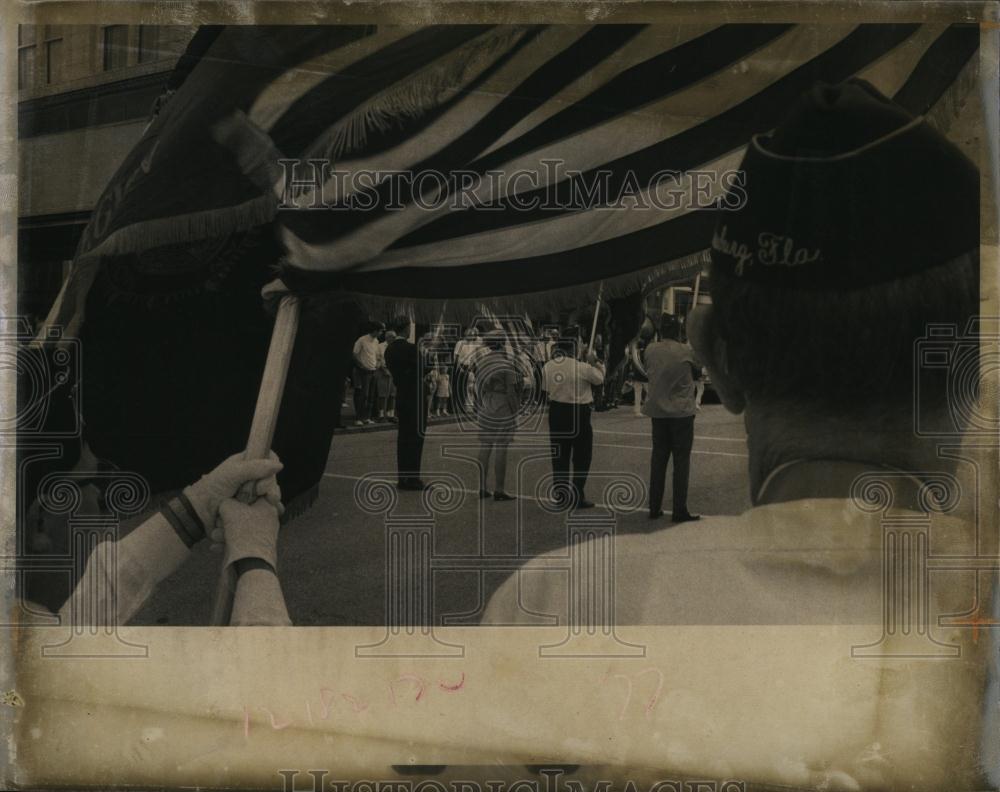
[542,356,604,404]
[353,334,380,370]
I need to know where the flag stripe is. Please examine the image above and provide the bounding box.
[477,24,719,159]
[249,26,395,132]
[278,23,854,258]
[282,26,595,214]
[286,23,803,247]
[283,26,663,239]
[277,21,978,302]
[268,25,506,158]
[344,24,946,274]
[382,23,921,250]
[892,24,980,114]
[472,23,793,172]
[346,149,746,272]
[296,203,715,298]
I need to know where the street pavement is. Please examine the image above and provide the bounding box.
[133,404,750,625]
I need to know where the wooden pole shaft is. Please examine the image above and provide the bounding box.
[587,282,605,356]
[244,295,301,460]
[209,295,301,625]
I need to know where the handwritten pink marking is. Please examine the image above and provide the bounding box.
[609,667,666,720]
[317,687,338,720]
[438,672,465,692]
[341,693,368,713]
[636,667,665,719]
[243,705,250,739]
[259,706,291,730]
[390,675,427,706]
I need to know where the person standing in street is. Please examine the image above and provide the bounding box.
[453,327,482,415]
[374,330,397,422]
[384,315,427,491]
[475,329,522,501]
[531,328,550,407]
[433,363,452,416]
[542,329,605,509]
[643,313,702,523]
[351,322,381,426]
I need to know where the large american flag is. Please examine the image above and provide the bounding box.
[46,22,979,331]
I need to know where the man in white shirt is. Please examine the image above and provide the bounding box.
[351,322,382,425]
[542,330,605,509]
[642,313,703,523]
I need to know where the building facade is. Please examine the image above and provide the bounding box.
[18,24,196,321]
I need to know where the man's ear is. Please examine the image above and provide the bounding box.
[687,305,746,415]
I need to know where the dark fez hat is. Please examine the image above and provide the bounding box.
[711,78,979,289]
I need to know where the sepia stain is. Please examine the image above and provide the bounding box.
[1,690,24,707]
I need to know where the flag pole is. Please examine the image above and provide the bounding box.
[587,282,605,356]
[210,294,301,625]
[432,301,448,338]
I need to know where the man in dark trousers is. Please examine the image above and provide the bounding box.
[644,313,702,523]
[542,329,605,509]
[384,315,427,491]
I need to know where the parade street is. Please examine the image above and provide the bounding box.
[134,404,750,626]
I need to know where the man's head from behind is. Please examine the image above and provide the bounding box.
[390,315,412,338]
[690,79,979,431]
[659,313,682,342]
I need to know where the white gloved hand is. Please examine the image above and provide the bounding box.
[218,497,281,573]
[183,451,283,543]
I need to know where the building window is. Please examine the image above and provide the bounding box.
[45,29,64,85]
[17,25,36,90]
[137,25,160,63]
[102,25,128,71]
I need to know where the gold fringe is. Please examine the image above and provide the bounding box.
[36,194,277,342]
[304,27,532,169]
[281,482,320,524]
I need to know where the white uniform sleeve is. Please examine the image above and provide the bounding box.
[582,362,605,386]
[59,512,190,626]
[541,361,553,392]
[230,568,292,626]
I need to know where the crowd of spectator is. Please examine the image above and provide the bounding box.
[348,321,542,428]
